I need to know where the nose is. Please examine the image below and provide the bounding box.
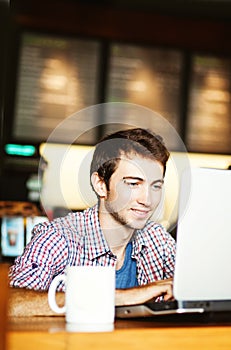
[137,185,152,207]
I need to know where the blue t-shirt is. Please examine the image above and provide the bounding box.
[116,242,139,289]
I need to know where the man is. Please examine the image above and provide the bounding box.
[8,127,175,316]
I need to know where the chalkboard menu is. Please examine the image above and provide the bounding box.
[186,54,231,154]
[105,43,183,150]
[13,32,100,144]
[12,35,231,153]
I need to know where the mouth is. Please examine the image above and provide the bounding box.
[131,208,151,219]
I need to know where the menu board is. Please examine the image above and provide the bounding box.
[186,54,231,154]
[105,43,183,150]
[1,217,24,257]
[13,32,100,144]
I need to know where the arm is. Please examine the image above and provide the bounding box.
[8,287,65,317]
[9,224,69,291]
[8,279,173,316]
[115,278,173,306]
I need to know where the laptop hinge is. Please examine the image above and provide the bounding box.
[177,300,184,308]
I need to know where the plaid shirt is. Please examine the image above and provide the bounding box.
[9,205,176,291]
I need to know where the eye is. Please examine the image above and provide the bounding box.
[152,182,163,191]
[123,179,140,187]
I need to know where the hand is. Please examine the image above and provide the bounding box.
[146,279,174,302]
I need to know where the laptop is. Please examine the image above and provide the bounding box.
[116,167,231,318]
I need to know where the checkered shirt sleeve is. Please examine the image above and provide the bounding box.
[8,220,69,290]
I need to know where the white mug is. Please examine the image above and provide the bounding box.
[48,265,115,332]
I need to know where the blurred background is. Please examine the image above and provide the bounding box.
[0,0,231,262]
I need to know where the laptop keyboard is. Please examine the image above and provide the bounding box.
[145,299,178,311]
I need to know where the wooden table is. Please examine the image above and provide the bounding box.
[6,313,231,350]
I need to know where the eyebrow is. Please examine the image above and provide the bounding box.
[122,176,164,184]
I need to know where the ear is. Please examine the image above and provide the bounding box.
[91,172,107,198]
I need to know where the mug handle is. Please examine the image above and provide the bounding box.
[48,274,66,314]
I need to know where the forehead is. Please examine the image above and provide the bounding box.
[113,155,164,179]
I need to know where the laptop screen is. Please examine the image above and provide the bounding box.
[173,167,231,301]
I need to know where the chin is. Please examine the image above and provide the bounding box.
[126,220,148,230]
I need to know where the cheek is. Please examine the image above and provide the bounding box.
[151,190,163,206]
[108,184,133,208]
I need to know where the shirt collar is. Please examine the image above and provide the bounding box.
[84,205,152,260]
[131,221,152,257]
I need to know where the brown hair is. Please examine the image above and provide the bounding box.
[90,128,169,190]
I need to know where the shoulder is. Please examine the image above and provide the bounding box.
[145,221,174,238]
[30,210,84,242]
[31,206,97,240]
[138,221,176,248]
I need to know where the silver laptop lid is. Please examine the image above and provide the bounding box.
[173,167,231,301]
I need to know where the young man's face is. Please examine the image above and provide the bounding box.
[103,155,164,230]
